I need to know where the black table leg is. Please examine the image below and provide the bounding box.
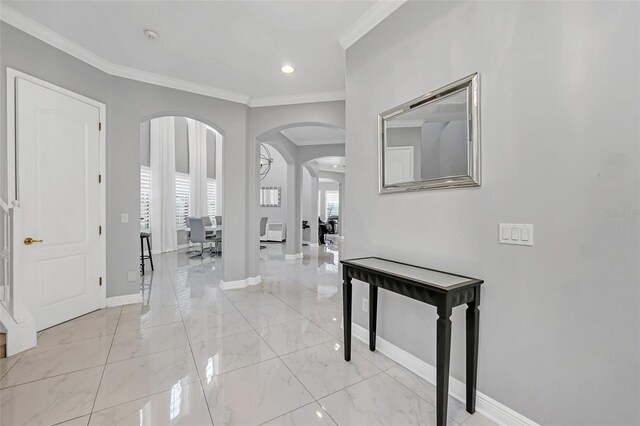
[466,293,480,413]
[369,285,378,351]
[140,236,145,275]
[145,236,154,271]
[436,305,452,426]
[343,275,352,361]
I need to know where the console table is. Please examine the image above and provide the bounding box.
[341,257,483,426]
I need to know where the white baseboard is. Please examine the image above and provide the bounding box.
[106,292,142,307]
[284,253,303,260]
[351,323,538,426]
[221,275,262,290]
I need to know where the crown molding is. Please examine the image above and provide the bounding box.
[107,61,250,104]
[0,4,344,107]
[0,4,112,72]
[338,0,407,50]
[249,90,345,108]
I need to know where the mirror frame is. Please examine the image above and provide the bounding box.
[378,73,480,194]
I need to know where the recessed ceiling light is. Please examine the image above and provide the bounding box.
[333,165,338,168]
[144,29,159,40]
[281,65,295,74]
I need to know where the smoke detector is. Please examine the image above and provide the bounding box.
[144,29,159,40]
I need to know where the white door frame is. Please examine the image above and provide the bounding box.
[6,67,107,310]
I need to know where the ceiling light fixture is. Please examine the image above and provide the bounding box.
[144,29,159,40]
[281,65,295,74]
[333,165,338,168]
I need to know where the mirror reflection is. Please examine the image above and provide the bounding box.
[379,73,480,193]
[385,89,468,184]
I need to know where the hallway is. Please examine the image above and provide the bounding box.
[0,243,493,426]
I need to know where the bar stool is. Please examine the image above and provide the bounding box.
[140,232,154,275]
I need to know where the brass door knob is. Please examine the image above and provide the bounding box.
[24,237,43,245]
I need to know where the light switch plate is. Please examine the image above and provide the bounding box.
[499,223,533,246]
[121,213,129,223]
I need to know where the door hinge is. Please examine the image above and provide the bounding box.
[99,277,103,286]
[98,174,102,183]
[98,122,102,131]
[99,225,102,235]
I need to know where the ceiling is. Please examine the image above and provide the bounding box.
[1,0,387,105]
[316,156,346,173]
[281,126,345,146]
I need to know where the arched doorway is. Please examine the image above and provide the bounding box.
[255,124,345,260]
[138,114,224,271]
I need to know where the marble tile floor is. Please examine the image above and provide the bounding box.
[0,242,496,426]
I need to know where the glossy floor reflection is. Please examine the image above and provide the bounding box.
[0,242,496,426]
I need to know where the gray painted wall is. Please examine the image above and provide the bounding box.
[345,2,639,425]
[1,22,251,296]
[174,117,189,174]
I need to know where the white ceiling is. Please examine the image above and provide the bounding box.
[1,0,382,104]
[281,126,344,146]
[316,156,345,173]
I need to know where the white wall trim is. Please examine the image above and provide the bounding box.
[338,0,408,50]
[0,4,344,108]
[284,253,303,260]
[351,323,539,426]
[221,275,262,290]
[106,292,142,307]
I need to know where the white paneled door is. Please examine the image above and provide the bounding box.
[15,75,105,331]
[385,146,414,185]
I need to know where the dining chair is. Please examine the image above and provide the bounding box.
[188,218,213,257]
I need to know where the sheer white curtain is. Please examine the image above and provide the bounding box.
[187,119,208,218]
[150,116,177,254]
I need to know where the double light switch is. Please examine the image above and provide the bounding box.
[499,223,533,246]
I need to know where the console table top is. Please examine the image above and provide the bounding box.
[341,257,483,291]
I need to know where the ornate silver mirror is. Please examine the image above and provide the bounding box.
[379,73,480,193]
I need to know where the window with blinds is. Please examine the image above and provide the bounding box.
[175,172,190,229]
[207,179,217,220]
[140,166,151,231]
[260,187,281,207]
[325,190,339,220]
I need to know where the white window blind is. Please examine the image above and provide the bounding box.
[207,179,217,221]
[325,190,339,220]
[175,172,190,229]
[140,166,151,231]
